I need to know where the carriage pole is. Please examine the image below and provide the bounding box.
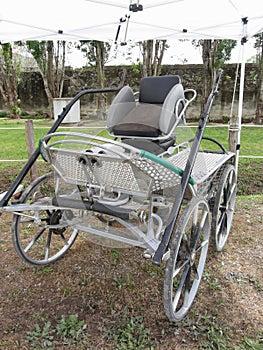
[228,17,248,176]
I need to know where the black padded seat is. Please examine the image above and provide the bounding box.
[107,74,184,142]
[122,135,176,155]
[111,103,162,137]
[122,139,165,154]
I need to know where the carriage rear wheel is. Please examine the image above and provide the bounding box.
[211,164,237,252]
[12,172,79,266]
[163,196,210,322]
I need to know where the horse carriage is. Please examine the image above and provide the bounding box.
[0,69,237,322]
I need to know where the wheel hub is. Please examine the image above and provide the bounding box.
[49,210,66,235]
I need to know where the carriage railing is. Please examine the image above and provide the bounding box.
[39,132,194,197]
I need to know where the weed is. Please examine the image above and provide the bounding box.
[26,321,55,350]
[203,272,222,291]
[110,247,122,260]
[115,317,154,350]
[112,274,134,290]
[206,324,231,349]
[142,262,163,278]
[237,333,263,350]
[56,314,87,345]
[242,273,263,292]
[25,314,87,348]
[80,295,98,314]
[181,313,231,349]
[33,266,54,275]
[100,309,154,349]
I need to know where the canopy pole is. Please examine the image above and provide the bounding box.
[228,17,248,176]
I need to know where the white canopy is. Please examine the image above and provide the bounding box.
[0,0,262,43]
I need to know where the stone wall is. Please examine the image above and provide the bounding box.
[0,64,259,122]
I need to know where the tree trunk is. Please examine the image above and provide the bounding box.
[254,37,263,124]
[0,43,20,118]
[153,40,166,76]
[202,40,213,110]
[140,39,167,77]
[96,41,106,120]
[26,40,67,118]
[58,41,66,98]
[201,40,219,113]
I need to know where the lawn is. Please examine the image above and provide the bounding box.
[0,120,262,196]
[0,120,105,160]
[0,120,262,160]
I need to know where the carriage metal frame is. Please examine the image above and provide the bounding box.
[0,69,237,322]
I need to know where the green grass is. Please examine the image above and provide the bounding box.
[203,125,263,156]
[179,125,262,157]
[0,124,106,160]
[0,122,262,160]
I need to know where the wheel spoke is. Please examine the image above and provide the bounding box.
[216,210,227,234]
[195,239,209,253]
[191,209,208,250]
[228,183,236,204]
[184,266,192,297]
[20,219,34,224]
[24,227,46,253]
[60,233,69,246]
[173,258,190,278]
[182,232,191,254]
[45,230,52,260]
[172,264,190,309]
[191,262,200,280]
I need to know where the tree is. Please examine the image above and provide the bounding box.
[254,33,263,124]
[194,39,236,110]
[76,40,111,120]
[0,43,21,117]
[25,40,66,117]
[139,39,168,77]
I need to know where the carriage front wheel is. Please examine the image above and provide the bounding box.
[12,172,79,266]
[211,164,237,252]
[163,196,210,322]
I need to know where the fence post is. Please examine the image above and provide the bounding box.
[25,120,38,182]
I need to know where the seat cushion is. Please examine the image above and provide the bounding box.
[111,103,162,137]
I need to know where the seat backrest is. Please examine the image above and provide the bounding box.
[139,75,181,104]
[139,75,185,135]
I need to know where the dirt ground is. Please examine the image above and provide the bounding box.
[0,167,262,349]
